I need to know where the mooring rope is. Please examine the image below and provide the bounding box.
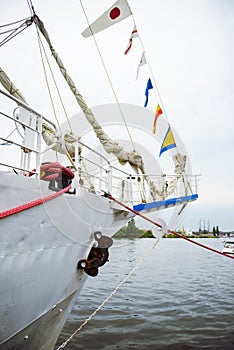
[0,185,71,219]
[56,192,233,348]
[107,194,234,260]
[56,238,160,349]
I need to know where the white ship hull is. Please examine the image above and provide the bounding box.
[0,171,131,349]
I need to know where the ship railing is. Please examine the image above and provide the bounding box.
[0,88,57,177]
[0,89,199,204]
[70,135,199,204]
[75,140,199,204]
[71,138,130,195]
[108,173,199,205]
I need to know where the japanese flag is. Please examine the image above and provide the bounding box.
[82,0,132,37]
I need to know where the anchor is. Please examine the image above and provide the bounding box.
[77,231,113,277]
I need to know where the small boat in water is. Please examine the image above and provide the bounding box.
[0,1,199,349]
[222,239,234,255]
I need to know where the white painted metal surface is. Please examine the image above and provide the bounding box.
[0,171,131,349]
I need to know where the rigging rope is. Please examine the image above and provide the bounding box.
[27,0,72,134]
[36,32,62,134]
[131,18,169,123]
[35,28,73,134]
[79,0,136,151]
[0,17,33,47]
[34,14,145,174]
[119,0,170,122]
[79,0,153,201]
[28,0,73,133]
[56,237,160,349]
[128,0,184,164]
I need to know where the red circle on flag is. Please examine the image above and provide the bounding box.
[109,7,121,20]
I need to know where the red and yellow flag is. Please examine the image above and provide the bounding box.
[152,104,163,133]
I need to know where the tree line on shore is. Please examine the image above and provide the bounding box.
[114,219,153,238]
[114,219,230,239]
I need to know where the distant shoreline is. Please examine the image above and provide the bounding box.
[114,234,222,239]
[113,219,234,239]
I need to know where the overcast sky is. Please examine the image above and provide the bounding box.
[1,0,234,231]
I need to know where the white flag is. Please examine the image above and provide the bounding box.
[82,0,132,38]
[136,52,146,79]
[124,25,138,55]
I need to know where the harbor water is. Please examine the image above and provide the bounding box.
[56,238,234,350]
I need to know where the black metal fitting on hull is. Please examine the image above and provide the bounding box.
[77,231,113,277]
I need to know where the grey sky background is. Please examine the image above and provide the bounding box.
[1,0,234,231]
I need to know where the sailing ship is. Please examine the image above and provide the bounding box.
[0,1,199,349]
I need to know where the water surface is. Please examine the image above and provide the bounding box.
[56,238,234,349]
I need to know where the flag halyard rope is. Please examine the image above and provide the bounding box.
[79,0,136,151]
